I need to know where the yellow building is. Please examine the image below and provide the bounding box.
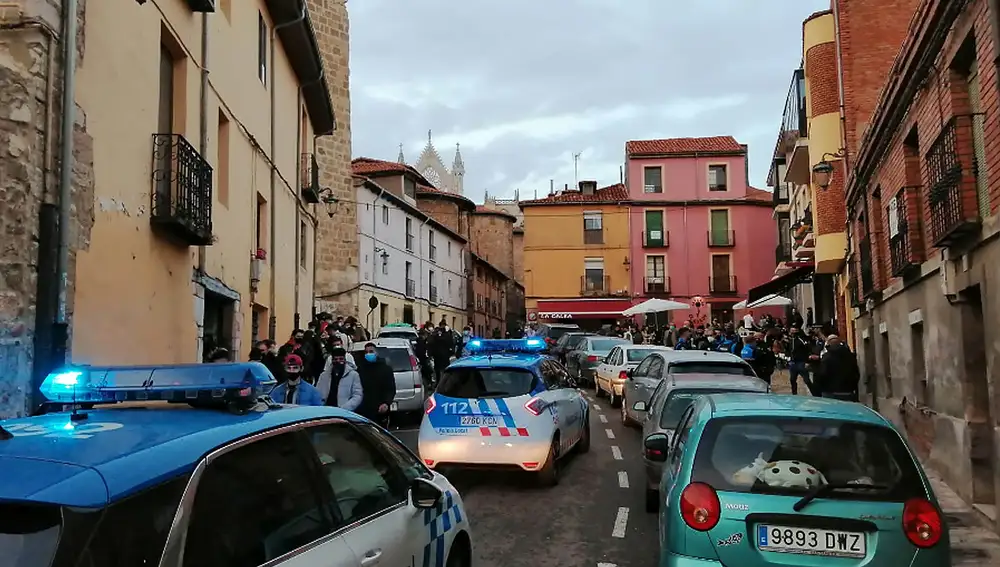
[521,181,633,329]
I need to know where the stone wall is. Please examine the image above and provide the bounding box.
[470,212,514,277]
[308,0,357,317]
[512,230,524,283]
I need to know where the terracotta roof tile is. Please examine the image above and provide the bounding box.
[351,157,412,175]
[474,205,518,220]
[520,183,628,206]
[745,187,773,202]
[625,136,743,156]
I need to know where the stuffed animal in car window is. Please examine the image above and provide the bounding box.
[757,460,827,489]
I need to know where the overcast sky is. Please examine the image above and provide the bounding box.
[349,0,829,201]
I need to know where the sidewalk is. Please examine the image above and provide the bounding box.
[770,369,1000,564]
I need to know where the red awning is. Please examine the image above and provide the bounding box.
[535,299,634,319]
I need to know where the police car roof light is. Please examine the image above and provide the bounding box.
[39,362,277,405]
[464,338,546,354]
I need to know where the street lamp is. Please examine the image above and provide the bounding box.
[812,150,846,190]
[316,187,339,218]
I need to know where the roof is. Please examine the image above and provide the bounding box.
[626,136,744,157]
[745,187,773,202]
[474,205,518,221]
[415,184,477,210]
[351,157,438,188]
[704,393,888,425]
[658,350,748,364]
[448,353,547,371]
[358,178,467,243]
[665,375,770,391]
[0,405,362,506]
[519,183,628,207]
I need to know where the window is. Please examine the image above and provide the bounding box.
[183,433,330,567]
[660,389,765,429]
[448,278,453,296]
[405,261,413,284]
[583,211,603,244]
[429,230,436,261]
[447,240,452,256]
[429,269,436,297]
[257,12,267,85]
[304,424,408,525]
[355,423,429,483]
[646,356,664,379]
[299,220,308,267]
[217,110,230,207]
[646,255,666,292]
[403,177,417,199]
[709,209,731,245]
[708,164,728,191]
[438,367,538,398]
[584,257,605,292]
[643,166,663,193]
[381,252,388,275]
[887,196,901,238]
[644,210,664,246]
[382,204,389,224]
[538,358,569,389]
[405,218,414,251]
[626,348,659,362]
[632,355,657,377]
[669,360,754,376]
[588,338,628,352]
[255,193,267,250]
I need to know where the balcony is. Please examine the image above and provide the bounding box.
[780,70,811,185]
[888,190,916,277]
[707,230,735,247]
[775,241,792,264]
[429,285,438,304]
[926,119,979,246]
[644,276,671,295]
[405,279,416,298]
[709,276,738,295]
[859,238,875,297]
[581,275,611,296]
[643,230,668,248]
[300,153,321,203]
[151,133,214,246]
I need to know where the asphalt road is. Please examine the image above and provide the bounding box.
[390,390,657,567]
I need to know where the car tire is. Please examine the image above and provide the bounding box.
[594,378,603,397]
[609,391,621,408]
[577,414,591,454]
[538,438,560,487]
[645,488,659,513]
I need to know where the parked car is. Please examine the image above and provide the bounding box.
[551,332,595,364]
[351,338,424,415]
[535,323,581,352]
[565,336,630,386]
[594,344,674,407]
[376,323,420,352]
[632,374,770,511]
[649,393,948,566]
[620,350,755,428]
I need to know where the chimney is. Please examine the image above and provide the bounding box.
[741,143,749,186]
[579,180,597,195]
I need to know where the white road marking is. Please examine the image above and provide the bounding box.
[618,471,629,488]
[598,414,608,423]
[605,428,615,439]
[598,563,617,567]
[594,404,602,411]
[611,445,622,460]
[612,507,629,538]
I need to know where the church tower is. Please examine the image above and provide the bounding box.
[452,143,465,195]
[414,129,465,194]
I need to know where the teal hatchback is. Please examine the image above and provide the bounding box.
[650,394,949,567]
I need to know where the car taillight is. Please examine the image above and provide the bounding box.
[618,370,628,380]
[587,355,599,362]
[424,395,437,414]
[524,397,548,416]
[903,498,942,548]
[680,483,721,531]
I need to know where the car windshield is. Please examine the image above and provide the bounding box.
[546,327,579,340]
[626,349,657,362]
[692,417,927,502]
[351,347,412,372]
[377,331,416,341]
[437,368,538,398]
[669,361,754,376]
[659,389,763,429]
[589,339,626,352]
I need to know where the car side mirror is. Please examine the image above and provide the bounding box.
[632,400,647,412]
[626,369,634,378]
[410,477,443,509]
[643,433,669,462]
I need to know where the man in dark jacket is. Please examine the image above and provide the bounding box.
[429,322,454,384]
[814,335,861,400]
[785,326,816,395]
[354,342,396,426]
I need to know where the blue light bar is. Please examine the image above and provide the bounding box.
[464,338,546,354]
[39,362,277,405]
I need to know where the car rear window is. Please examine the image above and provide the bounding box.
[691,417,927,502]
[669,361,754,376]
[566,334,590,348]
[590,339,626,352]
[352,347,412,372]
[378,331,416,341]
[545,326,579,340]
[626,349,657,362]
[659,389,764,429]
[437,368,538,399]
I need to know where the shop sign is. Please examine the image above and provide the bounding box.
[538,312,574,319]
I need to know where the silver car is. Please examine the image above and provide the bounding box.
[619,350,756,428]
[594,344,674,407]
[351,338,424,414]
[565,336,630,385]
[632,374,770,512]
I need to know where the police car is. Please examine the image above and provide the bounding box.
[0,363,473,567]
[418,338,590,485]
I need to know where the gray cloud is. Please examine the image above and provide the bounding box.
[349,0,829,200]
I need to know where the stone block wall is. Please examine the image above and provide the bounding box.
[470,212,514,277]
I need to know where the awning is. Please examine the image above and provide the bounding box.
[535,298,634,319]
[747,266,814,304]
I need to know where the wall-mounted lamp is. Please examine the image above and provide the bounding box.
[622,257,631,271]
[811,150,846,190]
[317,187,340,217]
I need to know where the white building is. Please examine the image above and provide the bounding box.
[356,178,467,329]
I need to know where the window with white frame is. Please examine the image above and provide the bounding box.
[646,256,666,293]
[887,197,901,238]
[708,164,728,191]
[644,167,663,193]
[583,211,603,244]
[584,257,605,292]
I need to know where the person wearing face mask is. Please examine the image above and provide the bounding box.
[316,347,363,410]
[270,355,323,406]
[354,343,396,426]
[429,321,455,384]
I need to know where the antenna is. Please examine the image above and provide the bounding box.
[572,152,582,188]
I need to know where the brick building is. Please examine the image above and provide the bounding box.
[846,0,1000,528]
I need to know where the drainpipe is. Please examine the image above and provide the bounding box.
[418,217,430,322]
[197,13,209,272]
[293,93,302,328]
[269,8,306,337]
[371,188,384,288]
[55,0,79,328]
[832,0,849,169]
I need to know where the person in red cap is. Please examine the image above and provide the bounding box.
[269,354,323,405]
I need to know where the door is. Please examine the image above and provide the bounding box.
[711,254,731,292]
[597,347,619,390]
[156,44,175,210]
[539,359,582,452]
[624,355,656,422]
[710,210,730,246]
[633,355,664,410]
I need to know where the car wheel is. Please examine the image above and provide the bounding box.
[577,415,591,453]
[645,488,659,513]
[537,437,560,486]
[594,378,603,397]
[609,391,621,408]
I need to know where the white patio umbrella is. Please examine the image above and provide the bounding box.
[622,298,691,317]
[733,294,792,309]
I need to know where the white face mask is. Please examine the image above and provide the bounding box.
[444,326,450,332]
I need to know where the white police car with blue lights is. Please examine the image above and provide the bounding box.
[419,338,590,485]
[0,363,474,567]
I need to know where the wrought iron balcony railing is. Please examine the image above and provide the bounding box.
[405,279,416,298]
[709,275,737,295]
[644,276,671,295]
[300,153,321,203]
[778,69,808,153]
[926,119,979,245]
[151,133,213,246]
[708,230,735,247]
[859,238,875,296]
[888,190,913,276]
[581,275,611,295]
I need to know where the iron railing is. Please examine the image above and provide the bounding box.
[888,190,911,276]
[926,119,967,244]
[300,153,320,203]
[859,238,875,296]
[709,276,737,295]
[778,69,808,153]
[429,285,438,304]
[151,133,213,246]
[405,279,416,298]
[581,275,611,295]
[643,230,668,247]
[708,230,735,247]
[644,276,671,295]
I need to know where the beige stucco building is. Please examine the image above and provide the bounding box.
[0,0,348,416]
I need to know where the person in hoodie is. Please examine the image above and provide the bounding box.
[270,354,323,406]
[814,335,861,401]
[316,347,363,411]
[354,343,396,426]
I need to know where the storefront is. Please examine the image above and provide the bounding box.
[528,298,634,331]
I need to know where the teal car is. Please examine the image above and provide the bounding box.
[648,394,949,566]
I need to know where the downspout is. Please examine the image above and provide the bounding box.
[832,0,849,169]
[418,217,430,322]
[269,7,306,337]
[293,92,302,328]
[55,0,79,327]
[197,13,209,272]
[371,188,384,289]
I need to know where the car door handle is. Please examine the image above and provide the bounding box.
[360,549,383,566]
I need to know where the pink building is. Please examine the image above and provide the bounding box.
[625,136,779,325]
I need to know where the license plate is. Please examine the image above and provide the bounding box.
[757,525,866,558]
[390,402,398,411]
[459,415,504,427]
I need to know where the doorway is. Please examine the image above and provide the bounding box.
[203,291,235,361]
[402,304,414,325]
[710,254,731,293]
[961,285,994,514]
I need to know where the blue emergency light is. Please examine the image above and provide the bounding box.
[464,338,546,354]
[39,362,277,405]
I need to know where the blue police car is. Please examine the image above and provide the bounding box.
[418,338,591,486]
[0,362,473,567]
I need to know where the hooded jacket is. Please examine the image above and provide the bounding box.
[316,356,361,409]
[354,355,397,419]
